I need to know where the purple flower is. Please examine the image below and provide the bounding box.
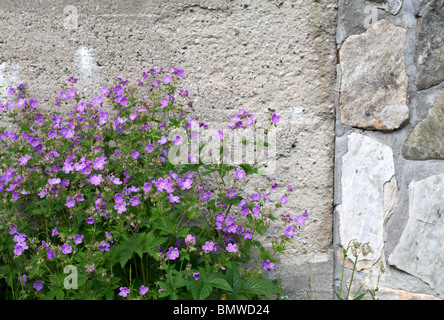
[46,247,56,260]
[288,184,294,192]
[85,263,95,275]
[119,287,131,298]
[278,194,288,205]
[62,243,72,254]
[88,174,103,186]
[14,242,28,256]
[235,168,246,180]
[146,144,154,153]
[86,217,94,224]
[294,215,305,226]
[97,241,110,252]
[66,198,75,208]
[253,205,261,215]
[226,243,237,253]
[12,191,20,200]
[105,232,114,243]
[251,193,260,201]
[160,96,169,108]
[13,233,26,243]
[202,241,214,253]
[114,201,127,214]
[52,228,58,237]
[167,247,179,260]
[139,285,149,295]
[114,193,124,204]
[172,135,183,145]
[262,193,271,202]
[189,153,198,164]
[193,273,200,280]
[143,182,152,193]
[226,189,237,200]
[130,196,140,207]
[200,190,211,202]
[18,274,27,286]
[185,234,196,246]
[215,130,224,141]
[271,113,280,124]
[284,225,295,238]
[8,87,15,95]
[18,154,31,166]
[74,235,83,244]
[29,99,39,108]
[76,194,84,202]
[9,224,17,235]
[34,113,43,123]
[158,136,168,145]
[48,178,61,185]
[34,280,43,292]
[262,259,275,271]
[163,75,172,84]
[93,155,107,170]
[131,150,139,159]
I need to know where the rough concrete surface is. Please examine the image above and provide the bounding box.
[0,0,338,299]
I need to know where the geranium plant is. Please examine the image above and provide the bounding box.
[0,68,308,300]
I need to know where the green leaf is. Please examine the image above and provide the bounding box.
[207,274,233,292]
[191,282,213,300]
[242,277,277,296]
[224,263,242,293]
[119,249,133,268]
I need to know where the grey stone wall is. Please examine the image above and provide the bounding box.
[0,0,338,299]
[335,0,444,299]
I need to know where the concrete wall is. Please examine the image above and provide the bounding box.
[0,0,338,299]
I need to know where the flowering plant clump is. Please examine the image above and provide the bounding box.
[0,68,308,300]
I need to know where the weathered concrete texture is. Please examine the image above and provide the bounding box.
[415,0,444,91]
[339,19,409,131]
[338,132,397,270]
[403,88,444,160]
[0,0,338,299]
[388,174,444,296]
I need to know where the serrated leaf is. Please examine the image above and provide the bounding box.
[224,263,242,293]
[119,249,133,268]
[191,282,213,300]
[207,274,233,292]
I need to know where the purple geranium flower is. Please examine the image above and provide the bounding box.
[146,144,154,153]
[66,198,75,208]
[74,235,83,244]
[34,280,43,291]
[271,113,280,124]
[131,150,139,159]
[262,259,275,271]
[62,243,72,254]
[185,234,196,246]
[119,287,131,298]
[167,247,179,260]
[18,154,31,166]
[114,201,127,214]
[139,285,149,295]
[235,168,246,180]
[130,196,139,207]
[202,241,214,253]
